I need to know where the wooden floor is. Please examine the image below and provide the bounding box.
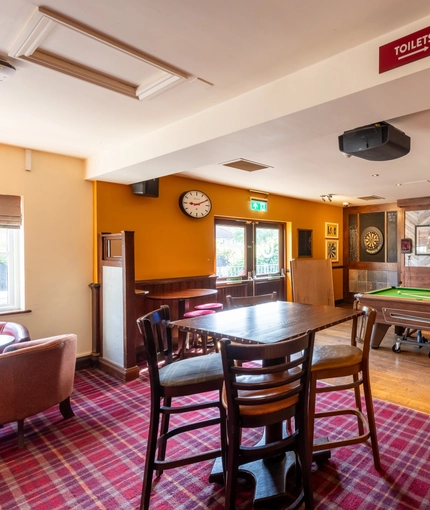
[317,320,430,414]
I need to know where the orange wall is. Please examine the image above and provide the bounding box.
[95,175,344,298]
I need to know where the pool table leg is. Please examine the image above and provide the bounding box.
[370,323,391,349]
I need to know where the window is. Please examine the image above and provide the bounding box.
[215,218,284,279]
[0,195,23,312]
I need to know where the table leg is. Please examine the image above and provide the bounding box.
[370,323,391,349]
[209,436,297,507]
[177,299,188,358]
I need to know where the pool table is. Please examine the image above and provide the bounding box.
[354,287,430,348]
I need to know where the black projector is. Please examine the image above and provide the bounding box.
[338,121,410,161]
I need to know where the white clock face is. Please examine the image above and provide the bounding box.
[179,190,212,218]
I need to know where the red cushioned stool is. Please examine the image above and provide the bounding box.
[194,302,224,312]
[183,309,216,318]
[181,309,216,357]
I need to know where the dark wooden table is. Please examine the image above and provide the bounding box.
[172,300,361,344]
[171,301,363,506]
[147,288,218,319]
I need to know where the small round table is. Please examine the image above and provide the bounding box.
[148,288,218,319]
[148,289,218,358]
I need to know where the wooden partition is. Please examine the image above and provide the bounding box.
[401,266,430,288]
[97,231,140,381]
[290,259,335,306]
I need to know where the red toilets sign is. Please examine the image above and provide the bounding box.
[379,26,430,73]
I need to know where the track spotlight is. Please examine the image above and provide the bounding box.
[320,194,333,203]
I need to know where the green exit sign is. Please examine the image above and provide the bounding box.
[250,198,268,212]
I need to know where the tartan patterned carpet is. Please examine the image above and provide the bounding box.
[0,368,430,509]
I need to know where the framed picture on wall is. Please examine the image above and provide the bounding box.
[415,225,430,255]
[325,240,339,262]
[298,229,312,257]
[325,222,338,239]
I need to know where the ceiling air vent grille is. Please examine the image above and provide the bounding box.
[356,195,385,201]
[221,159,272,172]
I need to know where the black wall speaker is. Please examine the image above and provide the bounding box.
[131,179,159,198]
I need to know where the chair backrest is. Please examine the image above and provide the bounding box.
[225,292,277,310]
[137,305,173,387]
[352,300,376,362]
[0,321,30,353]
[220,330,315,426]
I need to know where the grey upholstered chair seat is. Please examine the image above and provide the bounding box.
[160,352,223,387]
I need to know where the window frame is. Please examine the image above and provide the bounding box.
[215,217,285,281]
[0,227,23,313]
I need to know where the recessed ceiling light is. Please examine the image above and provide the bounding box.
[396,183,402,186]
[372,174,379,177]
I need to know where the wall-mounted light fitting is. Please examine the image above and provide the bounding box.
[249,189,269,196]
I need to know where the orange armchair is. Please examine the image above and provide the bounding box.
[0,334,77,447]
[0,321,31,353]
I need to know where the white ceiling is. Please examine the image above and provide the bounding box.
[2,1,430,206]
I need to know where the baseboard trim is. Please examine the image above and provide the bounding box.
[75,355,95,371]
[98,357,140,381]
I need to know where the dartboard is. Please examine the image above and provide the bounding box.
[361,226,384,255]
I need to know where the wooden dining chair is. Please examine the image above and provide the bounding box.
[308,301,381,470]
[225,291,277,309]
[219,330,315,510]
[136,305,226,510]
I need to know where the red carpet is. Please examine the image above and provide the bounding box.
[0,368,429,509]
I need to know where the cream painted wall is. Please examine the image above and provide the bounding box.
[0,144,92,357]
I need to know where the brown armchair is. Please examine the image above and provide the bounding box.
[0,321,31,353]
[0,334,77,447]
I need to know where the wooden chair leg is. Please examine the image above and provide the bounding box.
[308,373,317,450]
[178,330,187,359]
[219,397,227,476]
[362,369,381,471]
[224,425,241,510]
[296,414,314,510]
[156,398,171,476]
[353,374,364,436]
[141,404,160,510]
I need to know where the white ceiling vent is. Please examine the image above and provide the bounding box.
[221,158,272,172]
[356,195,385,201]
[9,6,188,100]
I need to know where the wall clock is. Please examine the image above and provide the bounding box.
[361,226,384,255]
[179,190,212,219]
